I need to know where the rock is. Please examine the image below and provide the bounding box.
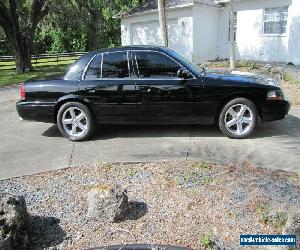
[0,194,32,250]
[264,64,273,70]
[282,206,300,237]
[87,184,128,222]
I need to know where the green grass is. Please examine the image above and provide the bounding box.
[0,60,75,86]
[199,232,215,249]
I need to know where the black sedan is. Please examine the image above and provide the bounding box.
[16,46,291,141]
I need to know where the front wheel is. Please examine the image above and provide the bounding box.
[218,98,258,139]
[57,102,95,141]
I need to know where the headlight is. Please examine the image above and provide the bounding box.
[267,90,284,101]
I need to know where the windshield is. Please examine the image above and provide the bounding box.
[162,48,205,76]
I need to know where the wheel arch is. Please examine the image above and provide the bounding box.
[215,93,262,123]
[54,95,97,123]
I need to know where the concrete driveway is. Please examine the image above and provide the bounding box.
[1,85,300,180]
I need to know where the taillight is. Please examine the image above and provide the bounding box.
[21,81,25,100]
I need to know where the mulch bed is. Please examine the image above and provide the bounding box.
[1,161,299,249]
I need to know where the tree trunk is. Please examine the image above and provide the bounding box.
[0,0,48,73]
[158,0,168,47]
[87,10,101,50]
[229,0,235,70]
[12,37,33,73]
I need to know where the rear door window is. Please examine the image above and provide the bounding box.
[84,51,130,80]
[102,52,129,79]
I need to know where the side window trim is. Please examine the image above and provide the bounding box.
[126,51,131,78]
[134,51,140,77]
[128,50,138,79]
[100,53,103,78]
[134,50,195,80]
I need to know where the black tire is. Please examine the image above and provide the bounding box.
[218,98,258,139]
[57,102,95,141]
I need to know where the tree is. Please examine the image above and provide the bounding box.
[0,26,9,55]
[0,0,49,72]
[33,0,136,54]
[72,0,102,50]
[158,0,168,47]
[229,0,235,70]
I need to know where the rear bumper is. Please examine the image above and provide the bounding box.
[261,100,291,122]
[16,101,56,123]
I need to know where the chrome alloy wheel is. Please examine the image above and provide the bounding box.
[224,104,254,136]
[62,107,88,137]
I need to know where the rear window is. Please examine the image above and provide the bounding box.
[85,54,102,80]
[64,53,91,80]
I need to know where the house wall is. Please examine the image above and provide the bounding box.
[121,7,194,61]
[121,0,300,65]
[218,0,300,64]
[193,4,219,64]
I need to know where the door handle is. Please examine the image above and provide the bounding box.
[85,87,95,93]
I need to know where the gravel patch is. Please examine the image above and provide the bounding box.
[0,161,299,249]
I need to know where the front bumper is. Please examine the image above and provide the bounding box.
[261,99,291,122]
[16,101,56,123]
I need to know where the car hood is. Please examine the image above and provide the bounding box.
[206,70,279,86]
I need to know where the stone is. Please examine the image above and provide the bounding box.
[282,206,300,237]
[0,194,32,250]
[87,184,128,222]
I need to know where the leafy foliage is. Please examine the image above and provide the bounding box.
[0,0,143,55]
[29,0,142,54]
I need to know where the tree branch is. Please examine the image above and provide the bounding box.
[0,1,13,31]
[8,0,20,37]
[29,0,49,38]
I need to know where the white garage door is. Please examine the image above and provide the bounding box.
[131,19,180,53]
[132,21,161,45]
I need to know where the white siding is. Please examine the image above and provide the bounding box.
[193,4,219,64]
[121,7,194,61]
[289,0,300,64]
[218,0,300,64]
[121,0,300,65]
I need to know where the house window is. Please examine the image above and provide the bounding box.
[263,6,288,35]
[228,12,237,41]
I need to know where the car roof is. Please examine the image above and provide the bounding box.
[88,45,163,56]
[76,45,167,64]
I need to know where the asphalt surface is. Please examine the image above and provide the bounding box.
[1,85,300,180]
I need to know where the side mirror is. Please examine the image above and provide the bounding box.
[177,68,191,79]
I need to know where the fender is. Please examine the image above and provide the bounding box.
[54,94,97,121]
[215,92,263,122]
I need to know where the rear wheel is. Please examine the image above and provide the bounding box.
[218,98,258,139]
[57,102,95,141]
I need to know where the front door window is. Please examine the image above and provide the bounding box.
[135,51,181,79]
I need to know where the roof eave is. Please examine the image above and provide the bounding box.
[120,3,194,18]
